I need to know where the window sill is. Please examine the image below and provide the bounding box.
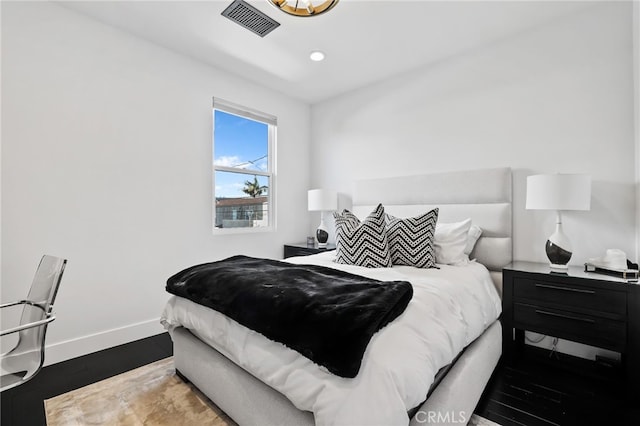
[212,226,275,236]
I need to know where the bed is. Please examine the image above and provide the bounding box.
[161,167,512,425]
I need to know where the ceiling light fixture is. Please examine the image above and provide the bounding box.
[310,51,325,61]
[266,0,339,17]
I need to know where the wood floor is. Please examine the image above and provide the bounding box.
[2,333,638,425]
[476,346,639,426]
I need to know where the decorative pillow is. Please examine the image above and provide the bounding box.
[465,225,483,256]
[333,204,392,268]
[434,218,472,265]
[386,208,439,268]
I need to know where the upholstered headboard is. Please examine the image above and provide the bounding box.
[352,167,512,295]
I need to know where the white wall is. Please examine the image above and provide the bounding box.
[635,1,640,263]
[0,2,3,293]
[1,2,311,364]
[311,2,637,267]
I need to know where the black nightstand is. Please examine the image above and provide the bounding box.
[283,243,336,259]
[502,261,640,402]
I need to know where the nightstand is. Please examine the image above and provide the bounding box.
[283,243,336,259]
[502,261,640,402]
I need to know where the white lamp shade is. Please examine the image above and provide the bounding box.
[526,174,591,211]
[308,189,337,211]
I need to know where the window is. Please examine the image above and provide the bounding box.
[213,98,276,231]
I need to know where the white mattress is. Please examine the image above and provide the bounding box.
[161,252,502,425]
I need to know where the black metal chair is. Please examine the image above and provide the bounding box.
[1,255,67,392]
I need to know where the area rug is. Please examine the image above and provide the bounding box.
[45,358,233,426]
[45,357,500,426]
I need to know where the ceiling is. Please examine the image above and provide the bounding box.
[59,0,594,104]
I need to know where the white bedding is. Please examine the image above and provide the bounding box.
[161,252,501,426]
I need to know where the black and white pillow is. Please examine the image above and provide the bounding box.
[386,208,439,268]
[333,204,392,268]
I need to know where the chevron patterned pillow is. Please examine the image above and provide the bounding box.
[333,204,392,268]
[386,208,439,268]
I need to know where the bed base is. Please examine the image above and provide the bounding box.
[173,326,314,425]
[172,321,501,426]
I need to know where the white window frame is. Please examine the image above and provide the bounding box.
[212,98,277,234]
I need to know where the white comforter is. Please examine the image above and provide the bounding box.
[161,252,501,426]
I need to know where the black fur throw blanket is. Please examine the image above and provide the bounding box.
[166,255,413,378]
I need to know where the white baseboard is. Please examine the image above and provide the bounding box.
[44,318,165,366]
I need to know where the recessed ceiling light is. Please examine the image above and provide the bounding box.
[310,51,325,62]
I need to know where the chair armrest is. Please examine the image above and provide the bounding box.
[0,300,30,309]
[0,300,47,311]
[0,315,56,336]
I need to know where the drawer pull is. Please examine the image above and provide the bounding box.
[535,309,595,324]
[535,283,595,295]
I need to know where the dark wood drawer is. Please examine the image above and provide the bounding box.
[284,246,313,258]
[513,302,626,352]
[513,277,626,317]
[284,244,336,259]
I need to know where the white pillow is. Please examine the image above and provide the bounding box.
[434,219,473,265]
[465,224,483,256]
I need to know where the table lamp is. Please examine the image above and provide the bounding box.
[308,189,337,248]
[526,173,591,271]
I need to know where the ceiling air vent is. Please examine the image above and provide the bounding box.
[222,0,280,38]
